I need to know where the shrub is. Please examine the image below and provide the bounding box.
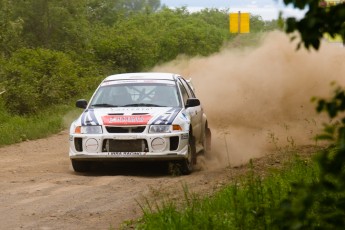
[2,48,83,115]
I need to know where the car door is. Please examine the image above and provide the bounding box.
[177,78,202,142]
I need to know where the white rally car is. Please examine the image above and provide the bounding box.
[69,72,211,174]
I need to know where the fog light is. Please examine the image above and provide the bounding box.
[151,138,166,151]
[85,138,99,152]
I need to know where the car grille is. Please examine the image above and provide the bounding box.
[102,139,148,152]
[105,126,146,133]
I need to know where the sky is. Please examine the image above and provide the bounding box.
[160,0,306,21]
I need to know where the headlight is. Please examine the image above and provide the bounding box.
[149,125,170,133]
[149,124,183,133]
[80,126,103,134]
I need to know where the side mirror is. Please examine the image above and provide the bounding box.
[185,98,200,108]
[76,99,88,109]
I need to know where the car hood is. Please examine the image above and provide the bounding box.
[77,107,183,126]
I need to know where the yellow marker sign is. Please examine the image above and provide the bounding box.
[324,33,343,43]
[229,12,250,33]
[322,0,345,6]
[322,0,344,43]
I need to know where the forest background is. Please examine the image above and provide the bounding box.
[0,0,278,144]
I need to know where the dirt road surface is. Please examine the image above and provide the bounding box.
[1,130,260,230]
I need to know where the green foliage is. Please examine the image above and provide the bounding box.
[0,104,71,147]
[0,96,10,123]
[86,0,160,26]
[273,85,345,229]
[275,1,345,228]
[0,0,24,57]
[0,1,273,76]
[2,48,83,115]
[91,22,159,73]
[155,15,222,58]
[25,0,91,52]
[117,0,161,13]
[150,8,230,62]
[134,155,319,229]
[250,15,266,33]
[0,0,274,141]
[90,7,234,72]
[7,0,162,52]
[282,0,345,49]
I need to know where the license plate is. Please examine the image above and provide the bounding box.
[108,152,144,156]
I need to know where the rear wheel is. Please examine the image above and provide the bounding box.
[180,136,196,175]
[71,159,92,173]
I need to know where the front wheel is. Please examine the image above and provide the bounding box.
[180,136,196,175]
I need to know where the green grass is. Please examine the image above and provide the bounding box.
[0,88,94,147]
[0,99,81,147]
[129,153,320,230]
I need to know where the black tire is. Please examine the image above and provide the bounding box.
[180,136,196,175]
[71,159,92,173]
[201,126,212,155]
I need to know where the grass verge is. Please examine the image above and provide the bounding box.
[128,151,320,229]
[0,102,80,147]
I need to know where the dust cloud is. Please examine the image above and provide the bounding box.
[152,31,345,168]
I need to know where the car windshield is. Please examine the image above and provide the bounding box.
[89,82,181,108]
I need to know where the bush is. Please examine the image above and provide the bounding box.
[0,96,9,123]
[2,48,84,115]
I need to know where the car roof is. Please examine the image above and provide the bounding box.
[104,72,180,82]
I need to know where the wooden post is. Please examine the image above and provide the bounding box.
[238,11,241,34]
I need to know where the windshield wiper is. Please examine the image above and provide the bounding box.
[122,103,164,107]
[91,103,118,108]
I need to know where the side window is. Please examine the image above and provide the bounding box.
[178,81,189,105]
[179,78,196,98]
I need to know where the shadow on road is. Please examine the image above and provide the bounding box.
[72,161,179,177]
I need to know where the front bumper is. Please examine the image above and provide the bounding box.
[69,132,189,161]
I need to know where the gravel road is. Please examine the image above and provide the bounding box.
[0,130,248,230]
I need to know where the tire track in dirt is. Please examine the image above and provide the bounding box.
[0,131,237,229]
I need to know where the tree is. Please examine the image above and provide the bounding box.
[91,22,159,73]
[117,0,161,12]
[282,0,345,49]
[273,1,345,229]
[86,0,161,26]
[13,0,90,51]
[0,0,23,57]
